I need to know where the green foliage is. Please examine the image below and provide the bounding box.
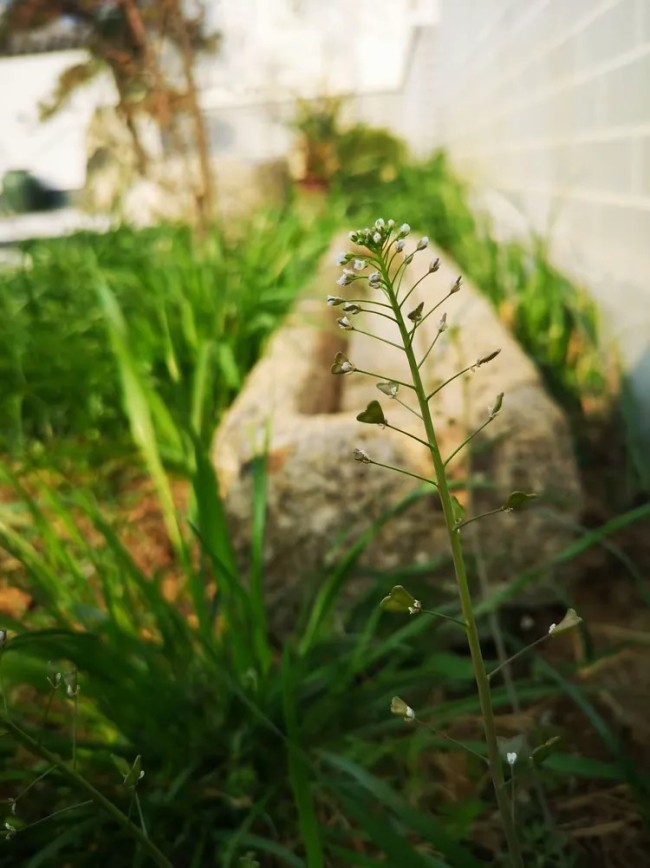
[0,170,647,865]
[0,208,334,460]
[335,123,408,189]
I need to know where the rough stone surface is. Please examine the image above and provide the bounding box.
[212,233,583,632]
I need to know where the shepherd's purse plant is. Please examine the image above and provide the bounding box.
[328,219,584,867]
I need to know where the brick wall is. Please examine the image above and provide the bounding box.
[432,0,650,439]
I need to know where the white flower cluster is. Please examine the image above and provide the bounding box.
[330,219,431,314]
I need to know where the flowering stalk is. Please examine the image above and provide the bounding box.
[330,220,525,866]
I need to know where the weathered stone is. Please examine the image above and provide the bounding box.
[212,233,582,632]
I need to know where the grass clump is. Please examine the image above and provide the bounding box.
[0,206,337,462]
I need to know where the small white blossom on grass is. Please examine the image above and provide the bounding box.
[390,696,415,721]
[506,752,518,767]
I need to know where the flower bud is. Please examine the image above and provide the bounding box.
[488,392,504,418]
[476,349,501,366]
[368,271,381,286]
[352,259,366,271]
[398,223,411,238]
[337,316,353,330]
[353,447,371,463]
[336,271,354,287]
[372,232,382,244]
[451,276,462,293]
[375,218,385,229]
[390,696,415,721]
[342,303,361,314]
[416,236,429,251]
[407,301,424,323]
[331,351,355,374]
[387,218,395,228]
[438,312,448,332]
[429,257,440,273]
[327,295,344,306]
[349,231,359,242]
[336,252,350,265]
[394,239,405,252]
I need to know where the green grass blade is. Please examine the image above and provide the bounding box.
[281,650,324,868]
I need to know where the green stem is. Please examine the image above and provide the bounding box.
[380,262,524,868]
[488,633,550,681]
[456,507,505,530]
[0,717,174,868]
[415,717,488,764]
[366,458,437,488]
[385,423,430,450]
[444,416,495,467]
[354,369,415,390]
[351,327,403,351]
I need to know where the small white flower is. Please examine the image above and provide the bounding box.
[438,313,448,332]
[352,259,366,271]
[398,223,411,237]
[373,232,382,244]
[429,257,440,273]
[337,316,353,330]
[336,271,354,286]
[375,218,385,229]
[548,623,557,635]
[387,218,395,228]
[327,295,344,306]
[342,303,361,314]
[336,252,349,265]
[407,600,422,615]
[349,231,359,242]
[353,448,371,463]
[416,236,429,251]
[394,239,405,252]
[506,751,518,766]
[368,271,381,285]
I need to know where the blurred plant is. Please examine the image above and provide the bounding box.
[0,0,219,226]
[0,208,335,463]
[288,95,345,187]
[335,123,408,190]
[328,219,587,866]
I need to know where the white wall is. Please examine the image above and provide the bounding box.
[431,0,650,436]
[0,50,116,190]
